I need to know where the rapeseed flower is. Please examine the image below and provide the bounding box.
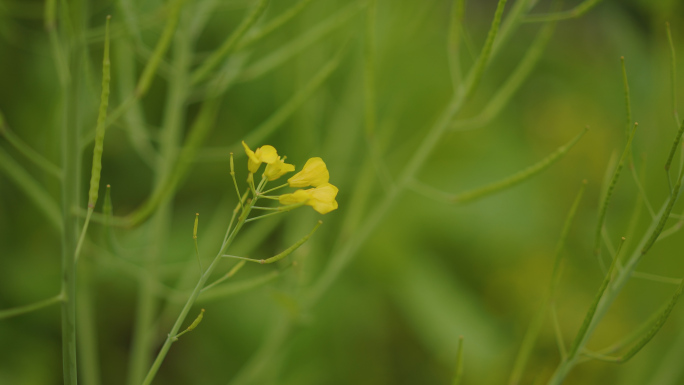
[287,157,329,187]
[242,141,278,173]
[264,156,295,181]
[279,183,338,214]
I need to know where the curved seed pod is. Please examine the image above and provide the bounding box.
[87,16,111,209]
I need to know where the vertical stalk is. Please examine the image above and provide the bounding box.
[77,259,102,385]
[59,0,86,383]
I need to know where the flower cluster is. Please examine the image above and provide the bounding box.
[242,141,338,214]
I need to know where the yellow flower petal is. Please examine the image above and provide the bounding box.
[279,183,339,214]
[308,183,338,202]
[309,197,338,214]
[255,145,278,164]
[279,189,311,205]
[264,156,295,181]
[242,141,261,173]
[287,157,329,188]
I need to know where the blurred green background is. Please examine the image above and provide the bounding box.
[2,0,684,384]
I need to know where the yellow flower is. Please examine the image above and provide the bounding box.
[242,141,278,173]
[287,157,329,187]
[264,156,295,181]
[279,183,339,214]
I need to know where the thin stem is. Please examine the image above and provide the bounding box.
[197,47,347,163]
[447,0,465,90]
[666,23,680,129]
[550,304,567,360]
[0,147,62,230]
[59,0,86,382]
[0,111,62,179]
[508,181,586,385]
[173,308,205,339]
[136,0,186,97]
[261,183,288,195]
[230,153,244,210]
[198,267,293,304]
[0,294,63,320]
[363,0,377,139]
[631,271,681,285]
[453,128,587,204]
[252,206,282,211]
[546,163,684,384]
[236,0,313,50]
[190,0,269,85]
[141,191,258,385]
[452,12,556,131]
[222,255,263,263]
[201,260,246,293]
[567,237,625,359]
[593,123,638,258]
[452,336,464,385]
[77,257,102,385]
[621,56,632,138]
[256,195,280,200]
[629,161,655,219]
[224,221,321,264]
[522,0,602,23]
[74,209,93,263]
[194,213,202,273]
[656,219,683,242]
[244,202,305,222]
[223,191,250,247]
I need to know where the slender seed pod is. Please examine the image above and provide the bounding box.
[453,127,588,203]
[173,309,206,340]
[186,309,205,332]
[87,16,111,209]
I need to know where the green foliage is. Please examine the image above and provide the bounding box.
[2,1,684,385]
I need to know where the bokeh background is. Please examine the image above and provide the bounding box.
[2,0,684,384]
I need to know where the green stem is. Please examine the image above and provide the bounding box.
[447,0,465,90]
[522,0,602,23]
[546,185,684,384]
[261,182,288,195]
[593,123,638,257]
[201,260,246,293]
[59,0,86,383]
[77,258,102,385]
[141,197,257,385]
[0,111,62,179]
[567,238,625,358]
[452,336,464,385]
[508,181,586,385]
[666,23,680,129]
[0,294,63,319]
[223,221,321,264]
[236,0,313,50]
[190,0,269,85]
[453,128,586,204]
[0,147,62,230]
